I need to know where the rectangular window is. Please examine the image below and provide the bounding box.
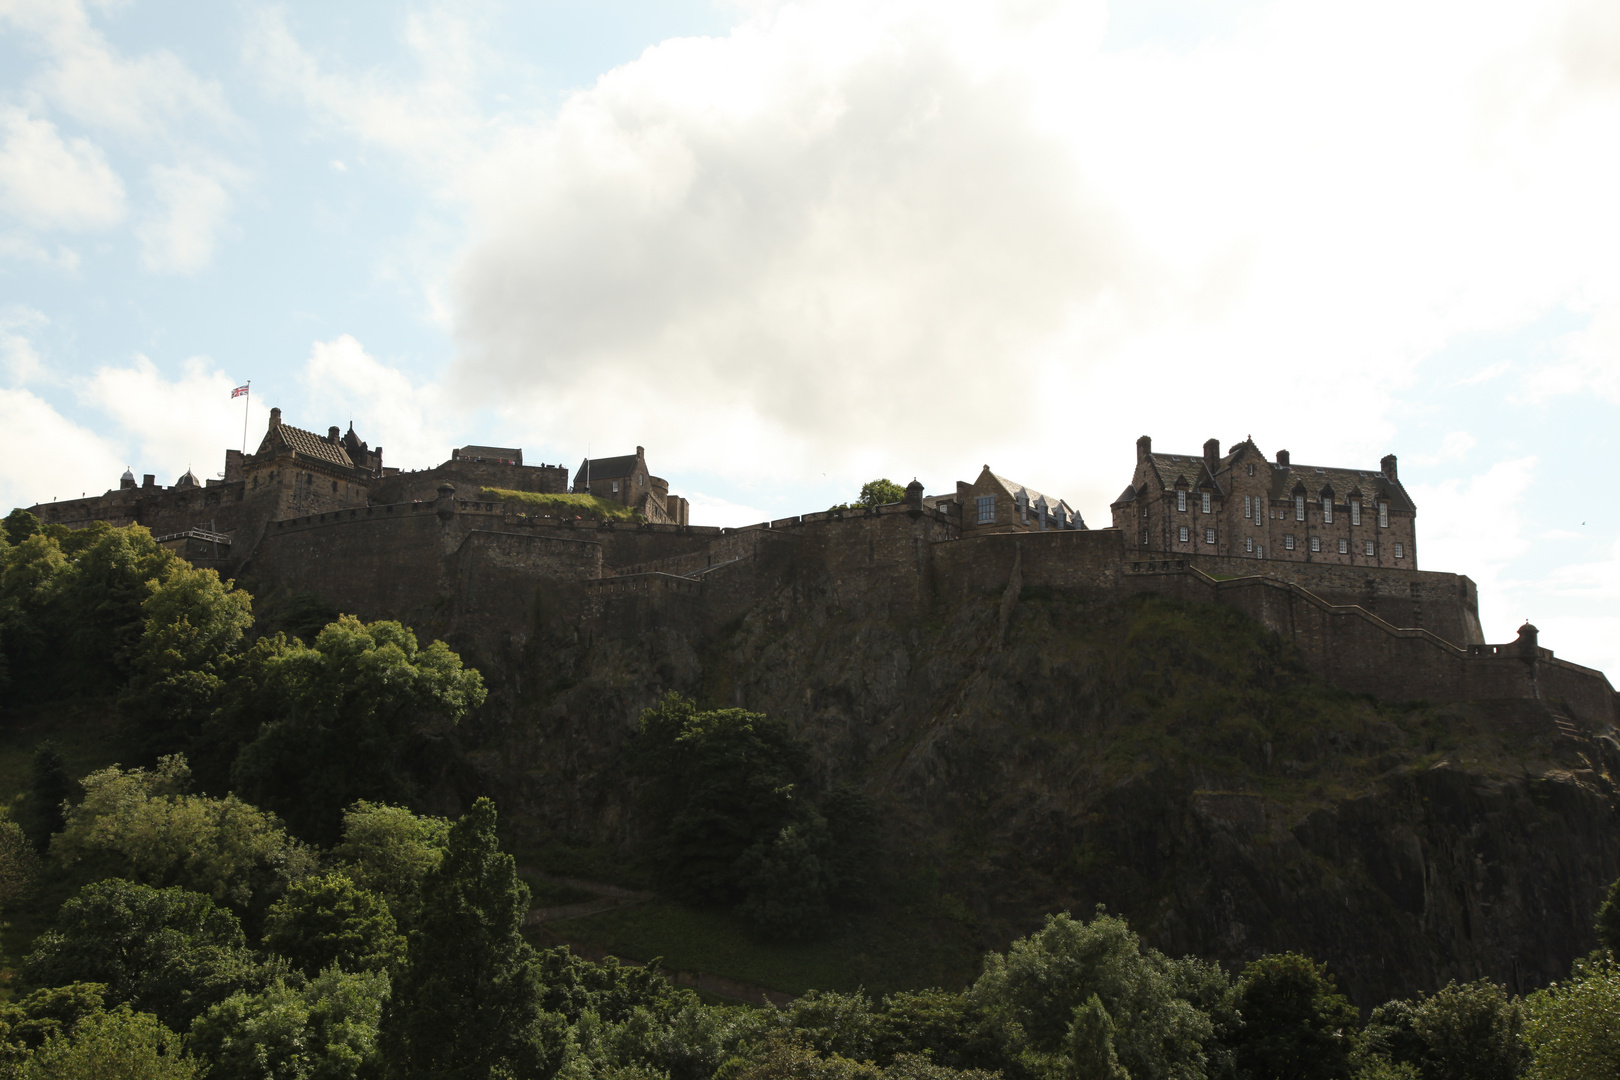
[1338,538,1348,554]
[1285,534,1296,550]
[1139,527,1149,546]
[1295,494,1305,521]
[1351,500,1361,525]
[1244,495,1252,518]
[1394,543,1405,559]
[1177,491,1187,512]
[1322,498,1333,524]
[1178,525,1189,542]
[612,480,620,493]
[977,496,996,523]
[1378,501,1389,528]
[1309,536,1320,552]
[1245,536,1254,552]
[1205,527,1215,544]
[1201,492,1211,513]
[1364,540,1375,556]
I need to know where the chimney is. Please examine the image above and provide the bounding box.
[328,426,340,443]
[269,407,282,429]
[636,445,645,457]
[1276,449,1290,467]
[1204,438,1220,469]
[1137,435,1152,460]
[1381,453,1398,481]
[142,473,156,488]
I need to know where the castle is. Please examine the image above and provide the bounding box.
[22,414,1618,743]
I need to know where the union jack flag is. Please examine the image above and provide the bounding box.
[231,385,249,398]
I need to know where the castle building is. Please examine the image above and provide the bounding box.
[952,466,1085,534]
[1111,436,1417,569]
[573,447,689,526]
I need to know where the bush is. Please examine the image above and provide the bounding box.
[1228,953,1357,1080]
[19,1003,201,1080]
[262,872,406,976]
[1522,957,1620,1080]
[188,967,390,1080]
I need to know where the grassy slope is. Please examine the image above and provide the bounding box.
[480,489,641,521]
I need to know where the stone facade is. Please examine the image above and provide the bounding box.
[572,447,689,526]
[949,466,1085,535]
[1112,436,1418,569]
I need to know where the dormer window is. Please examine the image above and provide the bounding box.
[1378,501,1389,528]
[1177,490,1187,512]
[1350,499,1361,526]
[1294,494,1305,521]
[1200,492,1211,513]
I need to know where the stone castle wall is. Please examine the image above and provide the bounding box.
[369,460,570,505]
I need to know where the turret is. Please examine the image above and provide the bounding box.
[905,478,924,511]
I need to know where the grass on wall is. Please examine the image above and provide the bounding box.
[479,488,642,521]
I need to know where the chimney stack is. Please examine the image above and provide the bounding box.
[269,407,282,429]
[1276,449,1290,467]
[1137,435,1152,460]
[1204,438,1220,469]
[1381,453,1398,481]
[328,426,340,443]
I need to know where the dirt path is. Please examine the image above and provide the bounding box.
[518,868,796,1007]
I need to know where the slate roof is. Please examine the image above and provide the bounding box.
[1145,453,1220,494]
[458,445,522,462]
[1269,463,1414,511]
[574,454,641,485]
[985,472,1085,527]
[258,423,356,469]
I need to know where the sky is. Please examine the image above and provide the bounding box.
[2,0,1619,672]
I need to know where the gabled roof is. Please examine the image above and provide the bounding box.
[1111,484,1138,507]
[258,423,356,469]
[1145,453,1224,496]
[574,453,641,485]
[1269,463,1414,511]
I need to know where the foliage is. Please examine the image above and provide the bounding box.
[229,616,486,844]
[1595,875,1620,958]
[0,816,41,920]
[187,966,390,1080]
[631,694,874,938]
[1228,952,1358,1080]
[1357,979,1529,1080]
[480,488,642,521]
[18,1003,202,1080]
[829,479,908,512]
[262,872,406,976]
[379,797,567,1079]
[51,755,315,914]
[0,983,109,1072]
[22,878,282,1029]
[24,743,75,851]
[328,801,449,928]
[1522,956,1620,1080]
[970,910,1217,1080]
[535,948,687,1025]
[2,510,41,547]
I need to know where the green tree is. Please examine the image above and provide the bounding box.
[25,742,75,851]
[51,755,315,916]
[19,1003,202,1080]
[0,817,41,922]
[857,479,907,507]
[1595,876,1620,957]
[969,910,1216,1080]
[379,797,566,1079]
[0,983,108,1073]
[329,801,450,928]
[229,616,486,844]
[262,872,406,976]
[22,879,280,1029]
[1228,953,1358,1080]
[1065,994,1129,1080]
[188,966,390,1080]
[2,509,41,546]
[1410,980,1528,1080]
[1522,956,1620,1080]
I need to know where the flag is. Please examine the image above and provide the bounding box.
[231,385,249,398]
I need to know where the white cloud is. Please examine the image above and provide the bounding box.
[0,305,47,384]
[0,105,125,230]
[298,335,455,472]
[80,354,257,483]
[1408,456,1537,641]
[0,385,124,511]
[135,162,238,274]
[683,490,773,529]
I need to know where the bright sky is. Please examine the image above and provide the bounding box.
[3,0,1619,672]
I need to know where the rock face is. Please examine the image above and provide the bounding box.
[282,514,1618,1008]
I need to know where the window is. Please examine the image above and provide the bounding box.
[1285,534,1296,550]
[1205,527,1215,544]
[1394,543,1405,559]
[1350,500,1361,525]
[977,496,996,523]
[1364,540,1375,556]
[1178,525,1189,542]
[1322,497,1333,524]
[1245,536,1254,553]
[1338,538,1348,554]
[1140,527,1149,546]
[1309,536,1320,552]
[612,480,620,493]
[1244,494,1252,518]
[1177,490,1187,512]
[1294,494,1305,521]
[1378,501,1389,528]
[1201,492,1211,513]
[1247,464,1256,476]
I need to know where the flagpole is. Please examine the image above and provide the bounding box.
[240,381,250,455]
